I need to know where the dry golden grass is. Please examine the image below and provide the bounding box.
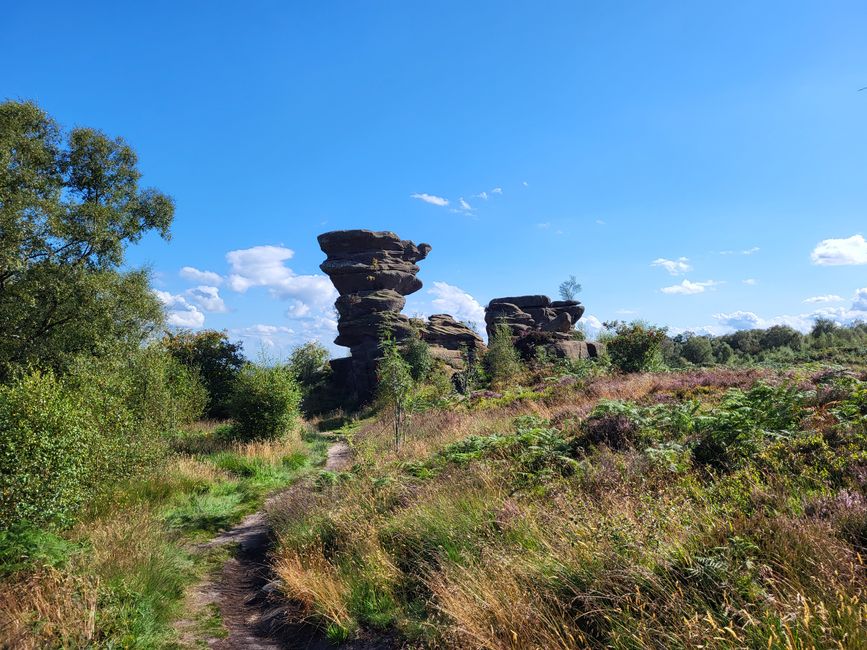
[0,567,98,649]
[274,544,350,628]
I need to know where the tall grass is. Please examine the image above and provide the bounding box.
[270,367,867,648]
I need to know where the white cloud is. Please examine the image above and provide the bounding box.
[803,294,844,304]
[225,245,336,308]
[743,278,757,285]
[595,219,606,225]
[491,187,503,194]
[185,285,228,313]
[179,266,223,285]
[660,279,721,295]
[853,287,867,312]
[651,257,691,276]
[154,290,205,328]
[536,222,551,230]
[522,181,529,187]
[410,192,449,207]
[458,197,473,212]
[714,310,763,329]
[713,290,867,333]
[474,191,489,200]
[429,281,485,326]
[581,314,604,336]
[811,234,867,266]
[719,247,760,256]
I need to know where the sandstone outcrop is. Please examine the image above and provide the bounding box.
[418,314,485,371]
[485,295,602,360]
[319,230,485,401]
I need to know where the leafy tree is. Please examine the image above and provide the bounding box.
[289,340,331,390]
[604,320,667,373]
[558,275,582,301]
[485,323,522,387]
[761,325,802,351]
[0,100,174,377]
[681,335,714,366]
[376,336,414,449]
[162,330,245,418]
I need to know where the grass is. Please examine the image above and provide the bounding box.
[0,423,328,648]
[269,365,867,648]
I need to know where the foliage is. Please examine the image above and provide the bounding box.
[558,274,582,301]
[681,334,714,365]
[484,323,521,387]
[376,336,414,449]
[230,363,301,441]
[604,320,668,373]
[162,329,244,419]
[401,331,433,382]
[0,100,174,379]
[0,347,203,530]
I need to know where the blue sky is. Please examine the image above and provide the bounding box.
[4,2,867,356]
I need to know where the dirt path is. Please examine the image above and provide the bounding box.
[177,441,352,649]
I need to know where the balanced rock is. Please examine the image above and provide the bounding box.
[319,230,431,400]
[485,295,600,361]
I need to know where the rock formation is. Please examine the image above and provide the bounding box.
[418,314,485,372]
[318,229,430,400]
[319,229,485,401]
[485,295,602,360]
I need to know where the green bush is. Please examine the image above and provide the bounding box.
[0,371,94,528]
[0,348,205,530]
[484,323,521,387]
[604,321,668,373]
[230,363,301,440]
[401,333,433,382]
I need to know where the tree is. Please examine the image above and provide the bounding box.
[376,336,414,450]
[681,335,714,365]
[162,330,245,419]
[558,275,582,301]
[0,100,174,377]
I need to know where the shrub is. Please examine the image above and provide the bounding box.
[485,324,521,387]
[604,320,668,373]
[230,363,301,440]
[0,348,206,529]
[0,371,93,528]
[401,333,433,382]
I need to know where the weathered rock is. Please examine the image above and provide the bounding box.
[320,230,487,402]
[419,314,485,371]
[320,230,431,400]
[484,294,600,361]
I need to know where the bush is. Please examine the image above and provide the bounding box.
[401,333,433,382]
[289,341,331,391]
[231,363,301,440]
[485,324,521,387]
[0,371,94,528]
[604,321,668,373]
[0,347,205,529]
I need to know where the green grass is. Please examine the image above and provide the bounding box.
[0,427,326,648]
